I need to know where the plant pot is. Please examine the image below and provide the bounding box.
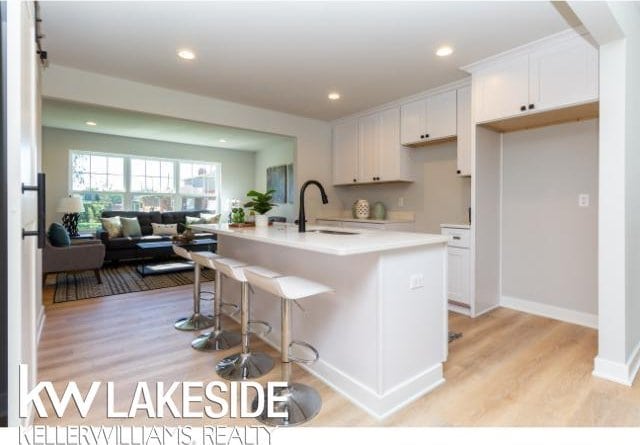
[255,214,269,228]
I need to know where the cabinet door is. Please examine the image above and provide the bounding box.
[400,99,427,145]
[425,90,457,141]
[529,36,598,112]
[456,86,472,176]
[332,119,359,185]
[447,247,471,306]
[358,112,380,182]
[377,107,405,181]
[473,54,529,123]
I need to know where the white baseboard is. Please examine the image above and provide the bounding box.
[593,340,640,386]
[473,304,500,318]
[500,295,598,329]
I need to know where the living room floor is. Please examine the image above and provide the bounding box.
[38,282,640,426]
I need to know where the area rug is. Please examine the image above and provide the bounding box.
[50,263,215,303]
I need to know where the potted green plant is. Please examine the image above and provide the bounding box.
[244,189,277,227]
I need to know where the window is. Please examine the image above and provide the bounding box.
[69,151,221,231]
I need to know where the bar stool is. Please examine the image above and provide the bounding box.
[213,258,275,380]
[189,252,241,351]
[244,266,333,426]
[173,244,215,331]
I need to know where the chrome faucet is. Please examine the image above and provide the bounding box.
[298,180,329,232]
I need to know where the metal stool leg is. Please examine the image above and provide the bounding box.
[254,298,322,426]
[174,263,215,331]
[215,281,274,380]
[192,271,241,351]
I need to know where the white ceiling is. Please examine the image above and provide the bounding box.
[40,1,572,121]
[42,99,295,151]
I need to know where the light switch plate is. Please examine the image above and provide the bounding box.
[410,273,424,289]
[579,194,590,207]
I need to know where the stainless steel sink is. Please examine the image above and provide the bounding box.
[308,229,359,235]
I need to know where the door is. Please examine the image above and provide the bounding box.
[528,35,599,112]
[5,1,42,427]
[358,112,380,182]
[447,247,470,306]
[473,54,529,123]
[425,90,457,141]
[400,98,426,145]
[332,119,359,185]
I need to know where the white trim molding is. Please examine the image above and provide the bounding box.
[500,295,598,329]
[593,340,640,386]
[36,306,46,345]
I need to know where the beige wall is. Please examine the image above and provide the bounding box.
[501,119,599,315]
[254,140,296,222]
[333,141,471,233]
[42,127,256,227]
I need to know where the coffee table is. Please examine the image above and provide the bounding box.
[135,239,217,277]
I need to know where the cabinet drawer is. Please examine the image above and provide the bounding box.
[441,227,470,248]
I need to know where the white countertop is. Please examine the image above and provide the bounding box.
[191,223,448,256]
[440,223,471,229]
[316,217,414,224]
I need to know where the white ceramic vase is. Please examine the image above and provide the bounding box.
[254,214,269,228]
[354,200,370,219]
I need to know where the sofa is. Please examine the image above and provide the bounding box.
[98,210,216,262]
[43,238,106,285]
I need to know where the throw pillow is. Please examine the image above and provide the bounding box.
[120,217,142,237]
[200,213,220,223]
[48,223,71,247]
[151,223,178,236]
[101,216,122,238]
[185,216,204,225]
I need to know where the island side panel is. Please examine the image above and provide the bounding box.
[217,235,382,392]
[379,244,447,398]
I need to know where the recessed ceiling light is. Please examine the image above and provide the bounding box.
[436,46,454,57]
[328,92,341,100]
[177,49,196,60]
[219,139,227,143]
[85,121,97,126]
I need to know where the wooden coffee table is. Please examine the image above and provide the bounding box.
[135,239,217,277]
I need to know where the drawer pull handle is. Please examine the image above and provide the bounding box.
[452,236,461,240]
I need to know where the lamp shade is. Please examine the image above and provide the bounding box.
[57,195,84,213]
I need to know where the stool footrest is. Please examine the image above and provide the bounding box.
[221,301,239,316]
[248,320,272,337]
[288,340,319,365]
[198,290,215,302]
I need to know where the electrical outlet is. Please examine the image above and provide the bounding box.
[398,197,405,208]
[579,194,590,207]
[410,273,424,289]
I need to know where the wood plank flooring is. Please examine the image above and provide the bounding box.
[36,283,640,426]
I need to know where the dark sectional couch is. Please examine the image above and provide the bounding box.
[98,210,216,262]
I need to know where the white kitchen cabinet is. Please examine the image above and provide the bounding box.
[471,33,598,124]
[332,119,359,185]
[528,36,598,112]
[447,247,471,306]
[400,90,457,145]
[456,85,472,176]
[333,107,411,185]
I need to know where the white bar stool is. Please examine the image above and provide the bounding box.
[172,244,215,331]
[189,252,241,351]
[213,258,275,380]
[244,266,333,426]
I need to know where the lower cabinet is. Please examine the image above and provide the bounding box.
[441,226,471,308]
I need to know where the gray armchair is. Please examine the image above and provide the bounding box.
[43,238,106,286]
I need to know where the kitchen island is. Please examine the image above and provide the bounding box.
[191,223,449,419]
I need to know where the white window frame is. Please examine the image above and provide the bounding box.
[68,150,222,214]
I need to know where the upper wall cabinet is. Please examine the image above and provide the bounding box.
[332,107,411,185]
[456,86,472,176]
[471,32,599,125]
[401,90,457,146]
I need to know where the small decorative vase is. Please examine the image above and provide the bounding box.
[354,199,370,219]
[255,214,269,228]
[371,202,387,220]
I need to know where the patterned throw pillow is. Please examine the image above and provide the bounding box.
[185,216,204,225]
[199,213,220,223]
[151,223,178,236]
[101,216,122,238]
[120,217,142,237]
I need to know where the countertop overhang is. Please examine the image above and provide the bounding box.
[190,223,448,256]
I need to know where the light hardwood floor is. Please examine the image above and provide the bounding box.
[37,283,640,426]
